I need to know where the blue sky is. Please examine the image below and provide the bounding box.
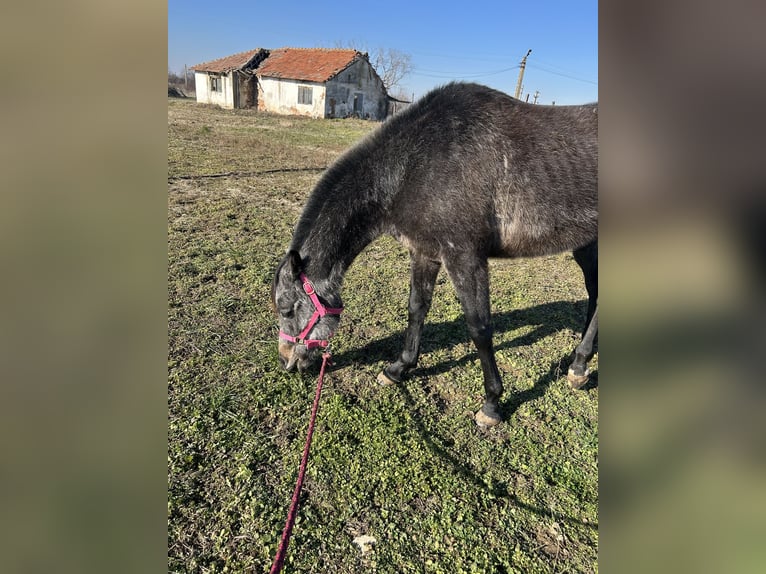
[168,1,597,105]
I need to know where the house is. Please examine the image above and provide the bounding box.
[256,48,389,120]
[191,47,393,119]
[191,48,269,109]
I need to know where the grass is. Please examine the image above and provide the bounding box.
[168,98,598,573]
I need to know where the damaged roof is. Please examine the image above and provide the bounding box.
[191,48,267,73]
[257,48,363,82]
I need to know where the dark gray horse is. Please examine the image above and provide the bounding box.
[272,82,597,427]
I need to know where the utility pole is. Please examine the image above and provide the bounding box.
[533,90,539,104]
[514,49,532,99]
[184,65,188,91]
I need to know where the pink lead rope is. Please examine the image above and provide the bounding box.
[271,273,342,573]
[269,351,331,574]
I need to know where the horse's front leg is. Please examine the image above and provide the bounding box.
[377,252,441,385]
[445,256,504,427]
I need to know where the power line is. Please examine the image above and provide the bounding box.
[529,57,590,75]
[526,62,597,85]
[409,49,513,63]
[411,64,519,79]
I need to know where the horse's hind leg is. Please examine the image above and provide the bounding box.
[568,241,598,388]
[378,252,441,385]
[569,306,598,388]
[443,256,504,427]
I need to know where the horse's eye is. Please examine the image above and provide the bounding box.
[279,305,294,319]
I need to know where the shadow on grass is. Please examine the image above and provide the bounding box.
[333,299,591,378]
[332,299,599,412]
[330,298,598,530]
[393,376,598,532]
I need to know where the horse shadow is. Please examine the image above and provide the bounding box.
[333,298,598,413]
[330,298,598,531]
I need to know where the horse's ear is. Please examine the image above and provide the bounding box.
[287,250,303,280]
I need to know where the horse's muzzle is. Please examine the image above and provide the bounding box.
[278,340,315,372]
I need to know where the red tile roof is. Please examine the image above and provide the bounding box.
[191,48,266,73]
[257,48,362,82]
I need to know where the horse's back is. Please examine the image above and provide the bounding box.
[492,100,598,257]
[381,83,597,260]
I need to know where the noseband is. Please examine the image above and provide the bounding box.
[279,273,343,350]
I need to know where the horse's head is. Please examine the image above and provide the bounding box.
[271,250,343,372]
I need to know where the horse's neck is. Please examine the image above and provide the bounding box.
[292,146,392,290]
[299,226,379,289]
[296,190,384,289]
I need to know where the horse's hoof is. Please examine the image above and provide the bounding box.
[376,370,397,386]
[475,408,502,428]
[567,367,590,389]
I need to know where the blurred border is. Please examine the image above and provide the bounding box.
[601,1,766,572]
[0,2,168,573]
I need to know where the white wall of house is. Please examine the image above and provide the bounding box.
[257,59,387,119]
[258,78,327,118]
[194,72,235,108]
[324,59,387,120]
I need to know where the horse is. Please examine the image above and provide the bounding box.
[272,81,597,427]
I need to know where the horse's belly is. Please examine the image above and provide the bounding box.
[496,216,596,258]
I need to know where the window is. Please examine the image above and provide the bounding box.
[297,86,313,105]
[209,75,221,93]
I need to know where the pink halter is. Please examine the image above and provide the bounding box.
[278,273,343,350]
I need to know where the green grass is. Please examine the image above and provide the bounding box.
[168,98,598,573]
